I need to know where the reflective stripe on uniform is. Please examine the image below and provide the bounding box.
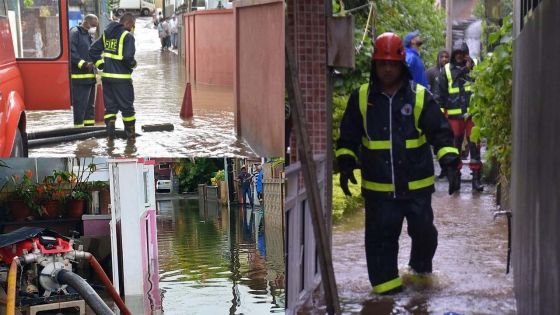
[71,74,96,79]
[104,114,117,119]
[363,175,435,192]
[74,124,84,128]
[471,126,481,143]
[122,115,136,122]
[78,60,85,69]
[437,146,459,160]
[358,84,368,135]
[372,277,402,294]
[413,85,425,134]
[84,120,95,125]
[446,108,463,115]
[101,72,132,79]
[335,148,358,161]
[444,63,460,94]
[95,59,104,68]
[361,135,426,150]
[102,31,129,60]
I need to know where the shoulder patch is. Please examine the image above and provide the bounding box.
[401,104,413,116]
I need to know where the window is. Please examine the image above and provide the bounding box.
[7,0,61,59]
[0,0,7,17]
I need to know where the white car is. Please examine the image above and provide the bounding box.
[156,179,172,193]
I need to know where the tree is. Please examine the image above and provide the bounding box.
[177,158,221,192]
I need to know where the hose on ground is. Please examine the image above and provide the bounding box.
[88,255,131,315]
[27,127,106,140]
[28,130,138,148]
[55,269,114,315]
[6,260,17,315]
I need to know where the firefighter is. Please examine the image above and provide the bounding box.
[89,12,137,141]
[69,14,98,127]
[336,33,460,294]
[434,41,484,192]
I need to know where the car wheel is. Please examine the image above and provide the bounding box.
[10,128,25,157]
[117,9,125,16]
[142,8,150,16]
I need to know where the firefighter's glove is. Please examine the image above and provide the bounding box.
[440,154,461,195]
[84,62,94,72]
[338,155,357,197]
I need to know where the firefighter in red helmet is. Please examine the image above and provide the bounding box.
[335,32,460,294]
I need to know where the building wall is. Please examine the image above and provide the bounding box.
[234,0,284,157]
[512,0,560,314]
[184,10,234,86]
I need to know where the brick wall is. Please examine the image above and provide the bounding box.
[287,0,328,162]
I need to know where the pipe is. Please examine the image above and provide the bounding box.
[141,123,175,132]
[6,260,17,315]
[27,127,106,140]
[55,269,114,315]
[88,255,132,315]
[28,130,139,148]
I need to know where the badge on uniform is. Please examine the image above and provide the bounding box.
[401,104,413,116]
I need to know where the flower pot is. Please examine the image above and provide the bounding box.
[67,199,85,219]
[42,200,61,219]
[7,200,32,222]
[99,189,110,214]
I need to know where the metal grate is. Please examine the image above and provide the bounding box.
[520,0,543,30]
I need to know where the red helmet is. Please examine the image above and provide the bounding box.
[373,32,405,61]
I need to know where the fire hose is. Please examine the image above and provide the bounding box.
[55,269,113,315]
[6,260,16,315]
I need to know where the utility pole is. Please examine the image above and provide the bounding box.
[446,0,453,52]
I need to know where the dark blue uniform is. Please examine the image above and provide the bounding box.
[69,26,96,127]
[89,22,137,138]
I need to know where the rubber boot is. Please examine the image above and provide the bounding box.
[472,171,484,192]
[106,120,116,140]
[438,167,447,179]
[125,124,136,141]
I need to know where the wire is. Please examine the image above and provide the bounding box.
[356,2,374,53]
[334,1,372,16]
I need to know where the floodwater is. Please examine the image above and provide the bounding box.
[155,198,285,315]
[26,17,256,158]
[332,180,516,314]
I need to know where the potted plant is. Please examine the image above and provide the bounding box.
[35,172,65,219]
[2,170,38,221]
[64,160,98,218]
[66,190,91,218]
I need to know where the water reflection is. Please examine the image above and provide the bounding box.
[156,198,285,314]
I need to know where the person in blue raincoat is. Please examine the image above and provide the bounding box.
[404,30,428,87]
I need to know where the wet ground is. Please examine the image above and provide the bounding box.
[27,17,256,158]
[154,198,285,314]
[332,179,516,314]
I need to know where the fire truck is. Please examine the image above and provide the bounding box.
[0,0,73,157]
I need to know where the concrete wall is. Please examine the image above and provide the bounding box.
[234,0,284,157]
[184,10,234,86]
[512,1,560,314]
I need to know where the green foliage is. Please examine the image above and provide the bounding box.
[332,170,363,223]
[177,158,220,192]
[23,0,33,8]
[332,0,446,97]
[470,14,512,187]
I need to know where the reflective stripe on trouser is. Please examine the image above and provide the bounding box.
[364,195,437,290]
[448,117,482,171]
[71,82,96,126]
[102,81,135,124]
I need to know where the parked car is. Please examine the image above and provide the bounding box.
[156,179,172,193]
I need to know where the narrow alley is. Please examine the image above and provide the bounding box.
[26,17,256,158]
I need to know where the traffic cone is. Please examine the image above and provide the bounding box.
[95,84,105,124]
[180,82,193,119]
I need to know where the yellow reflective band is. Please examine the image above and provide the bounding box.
[71,74,96,79]
[95,59,104,68]
[361,137,390,150]
[471,126,481,143]
[84,120,95,125]
[464,84,472,92]
[445,64,460,94]
[358,84,368,134]
[102,31,129,60]
[362,179,394,192]
[335,148,358,161]
[74,124,84,128]
[414,84,425,135]
[447,108,463,115]
[104,114,117,119]
[408,176,435,190]
[78,60,85,69]
[437,147,459,160]
[440,107,445,113]
[405,135,427,149]
[101,72,132,79]
[122,115,136,122]
[372,277,402,294]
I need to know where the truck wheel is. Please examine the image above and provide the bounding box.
[10,128,25,157]
[142,8,150,16]
[116,8,125,16]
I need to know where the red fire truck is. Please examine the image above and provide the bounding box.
[0,0,72,156]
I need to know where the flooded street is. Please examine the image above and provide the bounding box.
[27,17,256,158]
[155,198,285,314]
[333,181,516,314]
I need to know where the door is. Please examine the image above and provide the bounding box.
[8,0,70,110]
